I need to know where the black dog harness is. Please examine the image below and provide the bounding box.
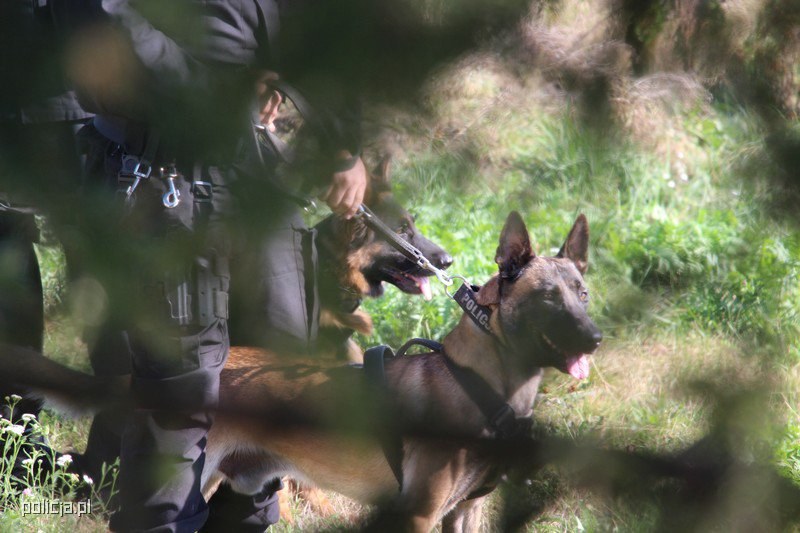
[363,331,531,492]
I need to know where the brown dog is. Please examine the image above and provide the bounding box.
[0,211,601,531]
[314,157,452,361]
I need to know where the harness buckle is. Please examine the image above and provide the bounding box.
[489,404,518,438]
[132,160,152,180]
[191,180,213,203]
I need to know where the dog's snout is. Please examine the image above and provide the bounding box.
[434,252,453,269]
[592,330,603,347]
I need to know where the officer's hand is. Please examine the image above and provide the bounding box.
[259,90,282,131]
[255,71,282,131]
[323,154,367,219]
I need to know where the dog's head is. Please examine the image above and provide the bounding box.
[316,158,452,300]
[475,212,602,378]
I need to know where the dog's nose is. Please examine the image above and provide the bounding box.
[433,252,453,269]
[592,330,603,347]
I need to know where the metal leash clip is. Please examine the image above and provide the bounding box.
[444,275,473,301]
[161,166,181,208]
[119,154,153,199]
[415,252,454,287]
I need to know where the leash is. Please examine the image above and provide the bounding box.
[363,344,404,489]
[356,204,454,288]
[257,79,483,313]
[354,206,497,339]
[256,77,490,322]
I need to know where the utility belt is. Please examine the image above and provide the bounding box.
[92,116,228,329]
[92,116,215,233]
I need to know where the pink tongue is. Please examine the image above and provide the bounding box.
[415,276,433,301]
[565,355,590,380]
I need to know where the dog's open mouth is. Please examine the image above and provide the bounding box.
[542,334,591,380]
[380,267,433,300]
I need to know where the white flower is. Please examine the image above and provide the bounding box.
[8,394,22,402]
[82,474,94,485]
[21,488,33,498]
[3,424,24,435]
[21,458,33,466]
[56,454,73,468]
[21,413,36,422]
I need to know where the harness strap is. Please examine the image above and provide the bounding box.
[140,130,160,172]
[361,333,530,491]
[396,338,443,357]
[440,353,528,440]
[394,337,528,439]
[362,345,404,490]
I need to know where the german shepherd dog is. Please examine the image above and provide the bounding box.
[286,157,452,517]
[314,157,452,361]
[0,211,601,531]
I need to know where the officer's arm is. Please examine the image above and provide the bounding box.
[257,0,365,216]
[55,0,208,117]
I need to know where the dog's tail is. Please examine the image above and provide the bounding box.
[0,343,129,416]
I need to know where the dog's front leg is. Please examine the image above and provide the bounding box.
[390,443,463,532]
[442,495,486,533]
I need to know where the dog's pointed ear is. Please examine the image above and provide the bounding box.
[557,214,589,274]
[495,211,534,280]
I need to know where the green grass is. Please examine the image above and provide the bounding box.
[361,104,800,359]
[349,84,799,528]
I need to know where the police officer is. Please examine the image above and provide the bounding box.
[54,1,365,531]
[0,0,92,442]
[228,72,366,355]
